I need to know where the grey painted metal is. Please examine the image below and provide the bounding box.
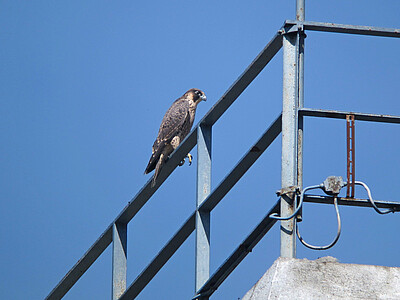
[194,200,280,299]
[296,0,305,222]
[296,0,305,22]
[200,115,282,212]
[285,20,400,38]
[117,129,198,224]
[45,32,283,300]
[303,195,400,211]
[195,125,212,296]
[119,116,282,299]
[112,223,127,300]
[281,31,299,258]
[119,213,196,300]
[45,225,113,300]
[300,108,400,124]
[45,132,196,300]
[201,33,282,127]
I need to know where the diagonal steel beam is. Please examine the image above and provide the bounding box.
[45,225,113,300]
[119,213,196,300]
[201,33,282,126]
[119,115,282,299]
[194,200,280,299]
[45,130,196,300]
[200,114,282,212]
[45,32,283,300]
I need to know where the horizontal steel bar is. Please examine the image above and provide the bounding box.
[201,33,282,126]
[285,20,400,38]
[300,108,400,124]
[120,213,196,300]
[46,32,283,299]
[194,200,280,299]
[45,225,113,300]
[119,115,282,299]
[304,195,400,211]
[200,114,282,212]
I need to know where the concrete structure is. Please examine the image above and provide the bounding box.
[242,257,400,300]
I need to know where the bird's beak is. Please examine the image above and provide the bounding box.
[201,94,207,102]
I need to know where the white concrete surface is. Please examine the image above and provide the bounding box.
[242,257,400,300]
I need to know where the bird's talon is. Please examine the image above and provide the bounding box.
[187,153,193,166]
[178,159,185,166]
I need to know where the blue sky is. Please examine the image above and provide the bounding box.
[1,1,400,299]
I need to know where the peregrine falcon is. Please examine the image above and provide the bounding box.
[145,88,207,187]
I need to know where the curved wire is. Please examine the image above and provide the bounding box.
[296,196,342,250]
[269,184,323,220]
[353,181,395,214]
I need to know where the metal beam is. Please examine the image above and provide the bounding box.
[195,125,212,297]
[45,225,113,300]
[285,20,400,38]
[119,213,196,300]
[296,0,305,22]
[45,132,195,300]
[201,33,282,126]
[46,32,283,299]
[112,223,127,300]
[194,200,280,299]
[296,0,305,220]
[117,128,198,224]
[200,114,282,212]
[281,31,299,258]
[119,115,282,299]
[304,195,400,211]
[299,108,400,124]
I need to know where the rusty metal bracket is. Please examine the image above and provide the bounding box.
[346,115,355,198]
[276,185,301,197]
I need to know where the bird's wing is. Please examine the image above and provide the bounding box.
[144,98,190,174]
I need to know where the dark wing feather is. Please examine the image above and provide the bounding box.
[144,98,190,173]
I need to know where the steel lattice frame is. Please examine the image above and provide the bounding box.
[46,1,400,299]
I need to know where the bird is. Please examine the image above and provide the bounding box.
[145,88,207,187]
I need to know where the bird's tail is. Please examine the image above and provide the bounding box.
[152,153,165,188]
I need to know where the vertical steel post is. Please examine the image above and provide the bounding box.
[296,0,305,22]
[112,222,127,300]
[281,31,300,258]
[195,124,212,297]
[297,0,305,217]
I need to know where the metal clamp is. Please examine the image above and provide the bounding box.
[270,185,320,220]
[279,20,306,35]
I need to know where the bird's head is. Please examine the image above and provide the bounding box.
[185,88,207,104]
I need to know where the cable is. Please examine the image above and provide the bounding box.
[296,196,342,250]
[352,181,395,214]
